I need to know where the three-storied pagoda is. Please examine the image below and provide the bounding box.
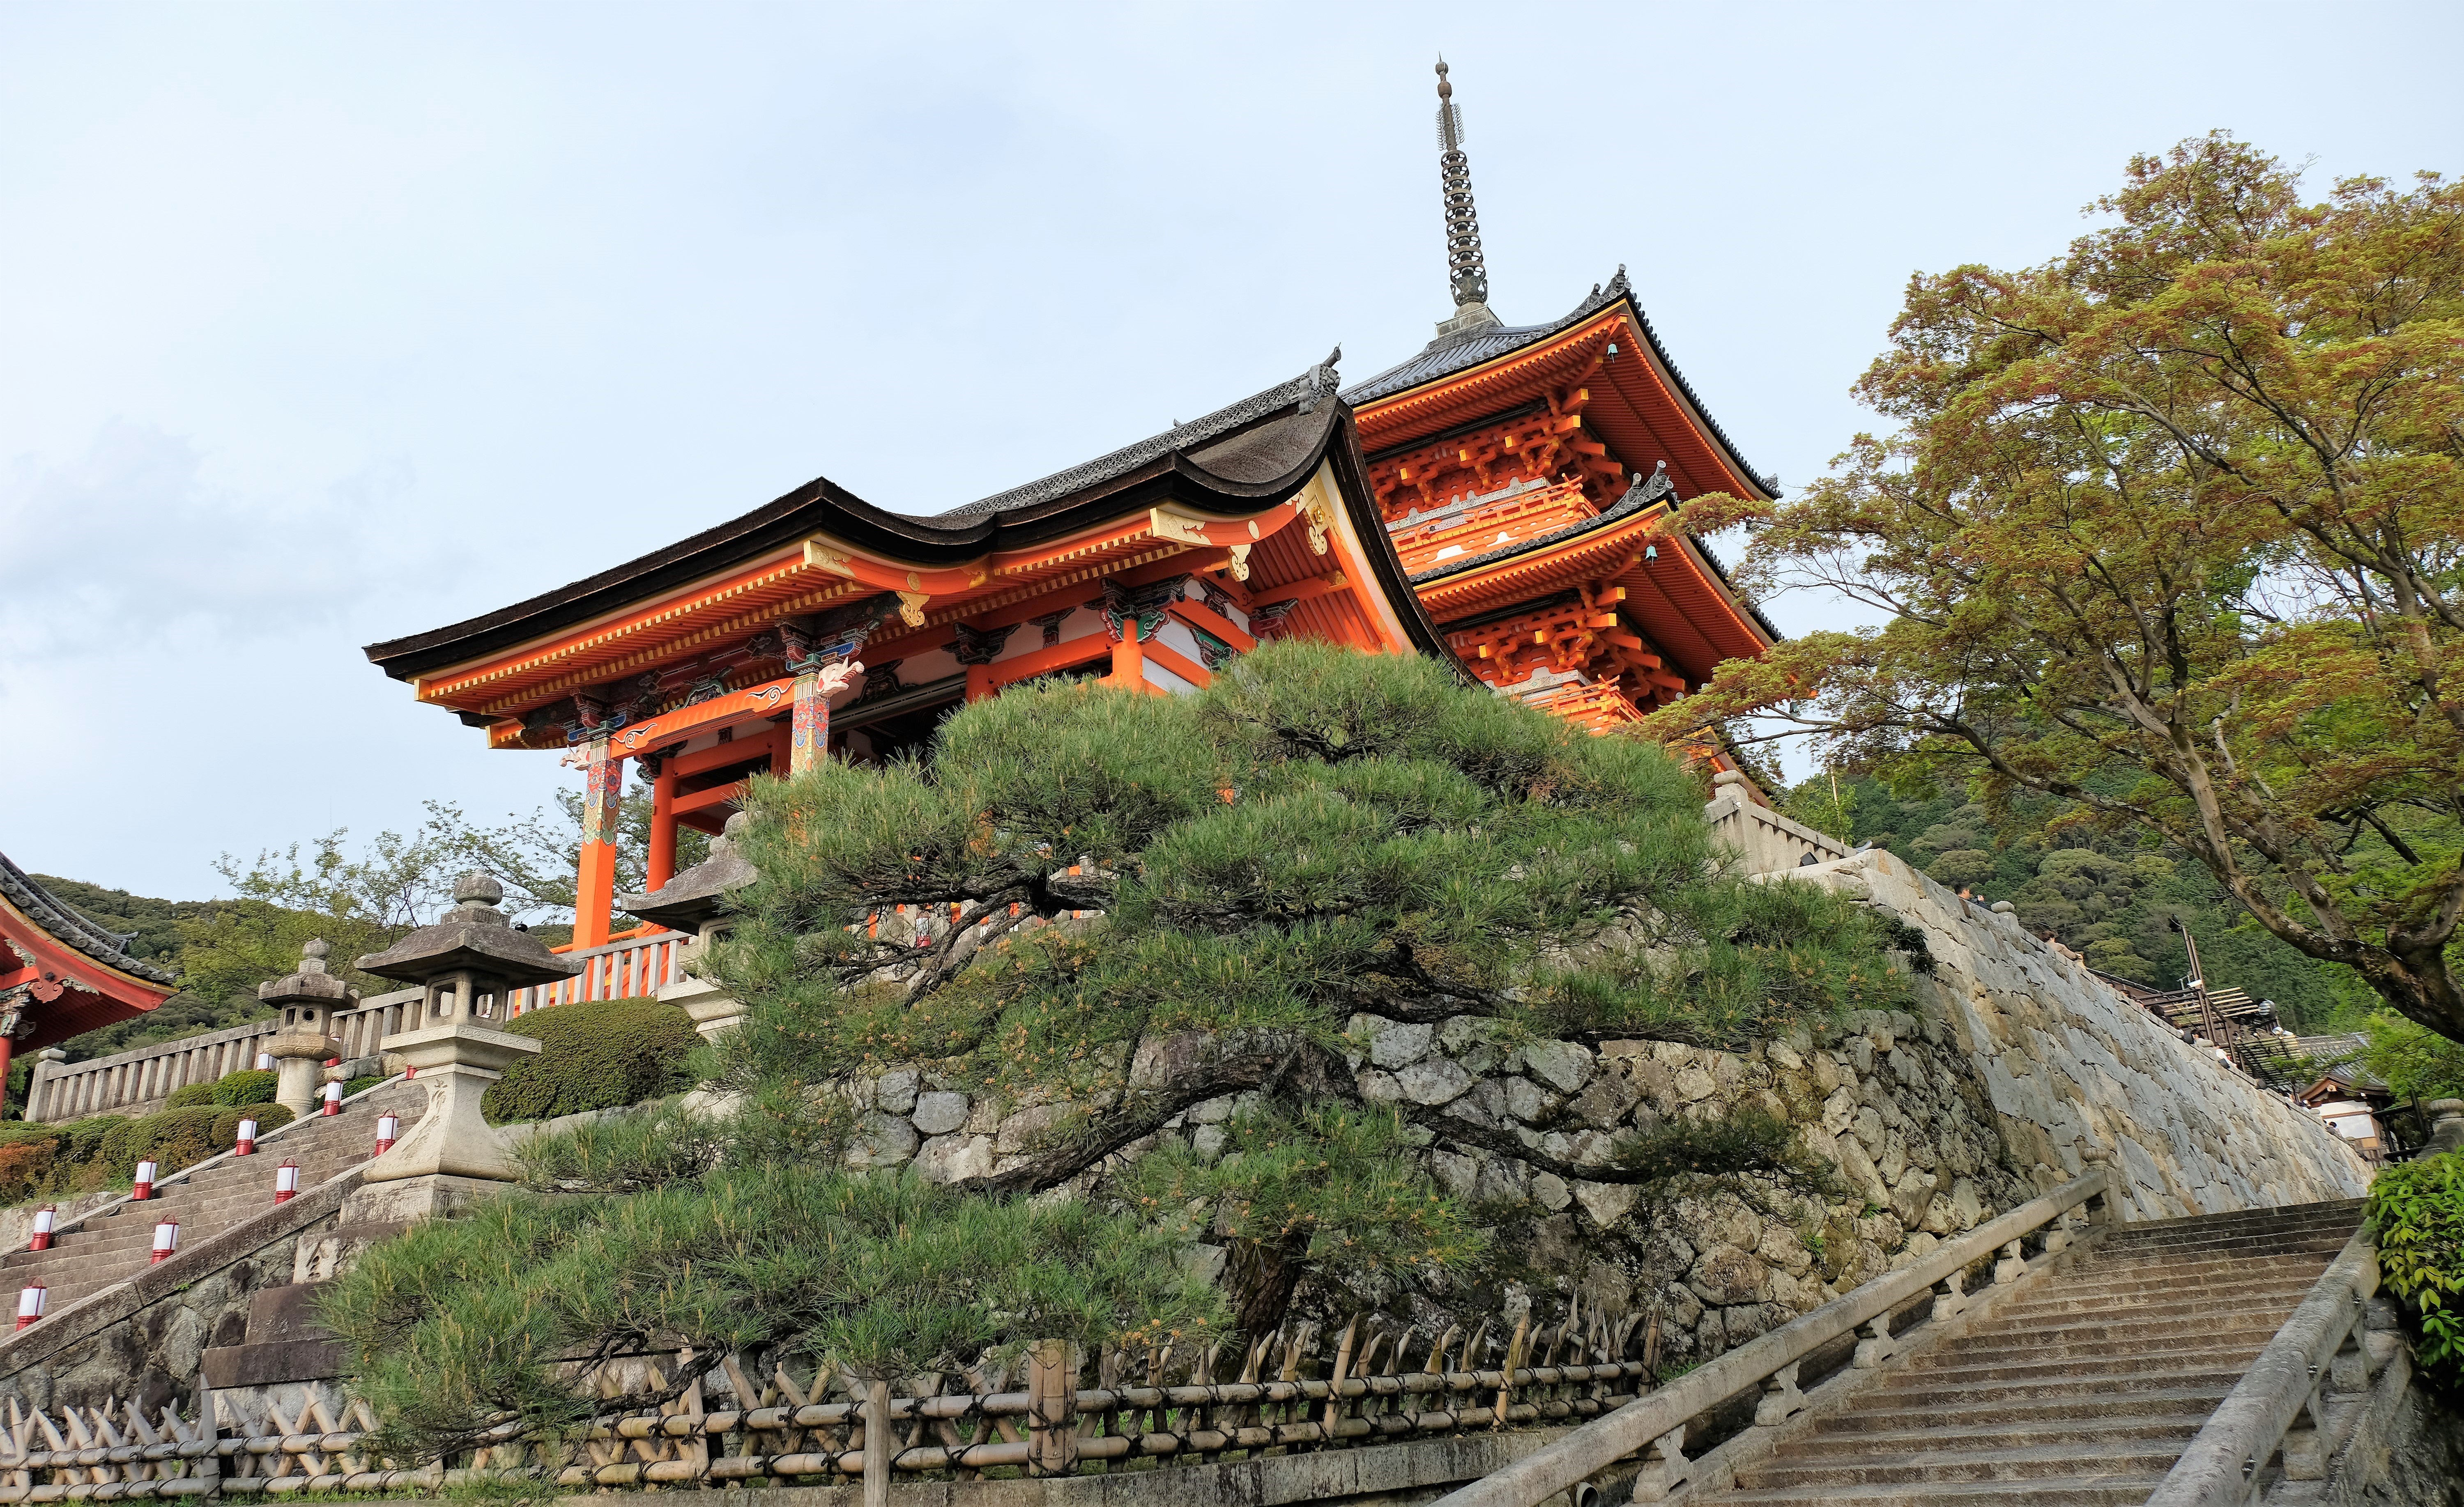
[1344,61,1780,734]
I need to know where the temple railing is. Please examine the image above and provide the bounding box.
[25,990,421,1125]
[513,926,692,1012]
[1704,782,1850,875]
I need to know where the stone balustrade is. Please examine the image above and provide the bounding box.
[24,990,419,1124]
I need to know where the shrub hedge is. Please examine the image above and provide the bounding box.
[213,1069,279,1107]
[481,997,697,1125]
[2370,1151,2464,1388]
[0,1064,288,1205]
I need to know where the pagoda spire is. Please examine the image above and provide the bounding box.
[1432,58,1500,340]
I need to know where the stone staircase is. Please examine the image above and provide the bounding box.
[1705,1198,2366,1506]
[0,1079,426,1319]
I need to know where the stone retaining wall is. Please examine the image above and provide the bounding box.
[1795,846,2370,1219]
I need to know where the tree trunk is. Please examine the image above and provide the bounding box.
[1225,1232,1310,1342]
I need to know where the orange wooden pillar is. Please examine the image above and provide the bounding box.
[644,755,678,893]
[1109,634,1144,687]
[572,736,624,948]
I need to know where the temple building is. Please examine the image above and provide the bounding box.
[0,855,177,1090]
[363,62,1781,954]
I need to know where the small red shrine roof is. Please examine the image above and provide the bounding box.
[0,854,177,1050]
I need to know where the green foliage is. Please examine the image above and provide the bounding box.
[164,1083,217,1110]
[1120,1104,1486,1335]
[1610,1106,1835,1195]
[210,1103,295,1146]
[97,1106,223,1181]
[1649,138,2464,1043]
[2369,1153,2464,1386]
[213,1069,280,1107]
[2361,1012,2464,1102]
[482,998,698,1125]
[318,1162,1223,1463]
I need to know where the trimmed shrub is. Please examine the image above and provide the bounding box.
[165,1083,218,1110]
[98,1107,225,1182]
[212,1069,279,1107]
[343,1076,382,1100]
[210,1103,295,1148]
[482,998,697,1125]
[0,1142,55,1204]
[2371,1151,2464,1388]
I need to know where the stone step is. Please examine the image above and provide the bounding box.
[1791,1414,2208,1455]
[1709,1476,2169,1506]
[1864,1363,2253,1409]
[1893,1340,2265,1386]
[2106,1202,2362,1237]
[2092,1228,2355,1257]
[2041,1257,2331,1298]
[1821,1386,2234,1433]
[2001,1280,2319,1321]
[1928,1310,2285,1355]
[1738,1440,2188,1489]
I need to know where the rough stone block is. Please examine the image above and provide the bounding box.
[911,1090,970,1135]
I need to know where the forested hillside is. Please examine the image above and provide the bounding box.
[1778,776,2354,1031]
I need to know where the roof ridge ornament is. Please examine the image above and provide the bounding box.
[1431,59,1501,342]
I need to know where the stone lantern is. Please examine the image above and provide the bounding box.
[354,873,578,1195]
[258,939,357,1118]
[616,811,758,1041]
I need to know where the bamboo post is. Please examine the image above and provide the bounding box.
[1026,1339,1077,1476]
[863,1378,891,1507]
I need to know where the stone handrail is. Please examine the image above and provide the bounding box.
[1427,1165,2114,1507]
[2144,1228,2385,1504]
[26,991,421,1124]
[1703,788,1850,876]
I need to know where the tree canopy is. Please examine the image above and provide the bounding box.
[325,641,1907,1457]
[1647,134,2464,1041]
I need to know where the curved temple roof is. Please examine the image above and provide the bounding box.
[0,852,176,1051]
[366,354,1454,704]
[1345,267,1781,507]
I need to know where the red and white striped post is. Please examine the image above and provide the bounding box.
[373,1114,399,1156]
[234,1118,258,1156]
[131,1160,157,1200]
[15,1284,45,1330]
[272,1159,299,1204]
[150,1220,178,1264]
[320,1080,344,1117]
[29,1205,55,1252]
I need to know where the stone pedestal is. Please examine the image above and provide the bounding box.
[362,1023,541,1184]
[2429,1100,2464,1156]
[267,1029,342,1119]
[660,972,744,1043]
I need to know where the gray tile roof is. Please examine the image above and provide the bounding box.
[1341,269,1780,505]
[0,853,178,986]
[925,353,1343,524]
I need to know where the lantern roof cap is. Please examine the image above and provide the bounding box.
[355,873,580,988]
[258,938,358,1007]
[619,813,759,931]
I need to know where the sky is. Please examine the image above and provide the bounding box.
[3,1,2458,902]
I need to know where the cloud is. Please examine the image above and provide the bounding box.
[0,420,423,668]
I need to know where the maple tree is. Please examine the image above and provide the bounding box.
[1643,133,2464,1041]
